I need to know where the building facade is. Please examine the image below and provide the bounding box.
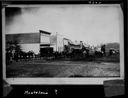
[6,30,53,57]
[50,34,64,53]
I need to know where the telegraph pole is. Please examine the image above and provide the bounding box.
[56,32,57,52]
[63,38,64,52]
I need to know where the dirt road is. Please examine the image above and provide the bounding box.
[6,60,120,77]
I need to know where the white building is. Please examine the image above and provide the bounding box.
[50,33,65,53]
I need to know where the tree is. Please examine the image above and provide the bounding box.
[6,40,22,62]
[101,44,106,56]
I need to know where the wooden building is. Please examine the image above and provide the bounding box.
[6,30,53,57]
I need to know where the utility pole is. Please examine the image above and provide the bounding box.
[56,32,57,52]
[63,38,64,52]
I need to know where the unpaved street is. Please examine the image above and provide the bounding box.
[6,60,120,77]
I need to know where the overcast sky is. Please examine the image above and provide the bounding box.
[5,4,123,46]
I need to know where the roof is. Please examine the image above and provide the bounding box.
[63,38,69,40]
[68,41,82,49]
[39,30,51,35]
[6,33,40,44]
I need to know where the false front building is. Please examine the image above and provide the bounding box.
[6,30,53,57]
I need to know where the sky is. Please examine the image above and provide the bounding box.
[5,4,123,46]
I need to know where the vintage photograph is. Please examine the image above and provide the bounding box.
[4,4,123,78]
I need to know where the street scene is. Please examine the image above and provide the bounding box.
[5,5,122,77]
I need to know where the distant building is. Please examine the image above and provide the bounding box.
[63,38,84,53]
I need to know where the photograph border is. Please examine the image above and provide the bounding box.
[2,0,125,85]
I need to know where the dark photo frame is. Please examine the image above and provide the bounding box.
[1,0,126,97]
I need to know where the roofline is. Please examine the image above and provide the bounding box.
[6,30,52,35]
[63,38,69,40]
[6,32,39,35]
[39,30,51,35]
